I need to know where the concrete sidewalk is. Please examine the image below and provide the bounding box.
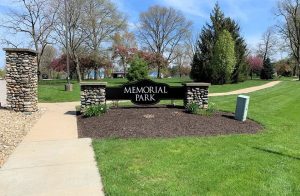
[0,102,104,196]
[209,81,281,97]
[0,80,6,107]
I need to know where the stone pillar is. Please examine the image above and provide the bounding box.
[4,48,38,112]
[184,83,210,109]
[80,82,107,112]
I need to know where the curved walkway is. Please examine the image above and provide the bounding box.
[209,81,281,97]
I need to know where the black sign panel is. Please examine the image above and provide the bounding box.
[106,79,185,105]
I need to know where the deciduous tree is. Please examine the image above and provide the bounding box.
[84,0,126,79]
[258,27,277,61]
[52,0,89,82]
[138,5,192,78]
[276,0,300,80]
[1,0,57,80]
[247,55,263,79]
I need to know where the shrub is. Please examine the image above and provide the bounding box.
[276,63,292,77]
[203,102,217,116]
[186,102,217,116]
[83,104,107,117]
[186,102,199,114]
[127,56,149,82]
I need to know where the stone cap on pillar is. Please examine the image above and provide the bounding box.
[183,82,211,87]
[3,48,38,55]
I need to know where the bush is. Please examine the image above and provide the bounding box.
[186,102,199,114]
[83,104,107,117]
[186,102,217,116]
[127,56,149,82]
[260,58,274,80]
[276,63,292,77]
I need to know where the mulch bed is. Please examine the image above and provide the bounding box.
[77,107,262,139]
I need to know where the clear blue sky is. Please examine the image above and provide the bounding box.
[0,0,279,68]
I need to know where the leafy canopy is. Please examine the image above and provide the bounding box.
[126,56,149,82]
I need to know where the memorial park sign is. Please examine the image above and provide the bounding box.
[106,79,185,105]
[80,79,210,111]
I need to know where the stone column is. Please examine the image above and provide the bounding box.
[80,82,107,112]
[184,83,210,109]
[4,48,38,112]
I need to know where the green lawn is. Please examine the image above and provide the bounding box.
[38,80,80,102]
[38,78,270,102]
[92,80,300,195]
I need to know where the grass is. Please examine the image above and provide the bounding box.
[92,80,300,195]
[38,80,80,102]
[38,78,270,102]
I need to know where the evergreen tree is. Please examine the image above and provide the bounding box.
[260,58,274,80]
[190,3,247,83]
[211,30,236,84]
[126,56,149,82]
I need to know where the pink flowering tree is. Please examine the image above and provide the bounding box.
[247,55,263,79]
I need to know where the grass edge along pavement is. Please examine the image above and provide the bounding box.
[92,81,300,195]
[38,78,270,103]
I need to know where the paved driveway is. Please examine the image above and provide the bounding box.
[0,80,6,106]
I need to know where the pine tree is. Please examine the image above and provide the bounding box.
[211,30,236,84]
[260,58,274,80]
[190,3,247,83]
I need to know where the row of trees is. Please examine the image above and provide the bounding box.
[248,0,300,80]
[2,0,299,82]
[1,0,194,81]
[190,0,300,84]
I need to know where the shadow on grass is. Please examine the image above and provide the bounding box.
[252,146,300,160]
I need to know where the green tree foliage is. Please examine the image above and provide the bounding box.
[211,30,236,84]
[260,58,274,80]
[126,56,149,82]
[190,3,247,84]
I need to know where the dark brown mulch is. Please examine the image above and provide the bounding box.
[77,107,262,139]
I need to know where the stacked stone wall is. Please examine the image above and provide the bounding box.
[80,83,107,112]
[184,83,210,109]
[4,48,38,112]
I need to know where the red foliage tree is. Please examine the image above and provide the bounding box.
[247,55,263,79]
[50,54,112,79]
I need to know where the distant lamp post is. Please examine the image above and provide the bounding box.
[64,0,73,91]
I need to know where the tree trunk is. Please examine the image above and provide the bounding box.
[34,42,42,81]
[157,66,161,78]
[74,53,82,82]
[298,64,300,80]
[94,68,97,80]
[122,58,126,77]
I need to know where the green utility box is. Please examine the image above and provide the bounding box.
[235,95,250,122]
